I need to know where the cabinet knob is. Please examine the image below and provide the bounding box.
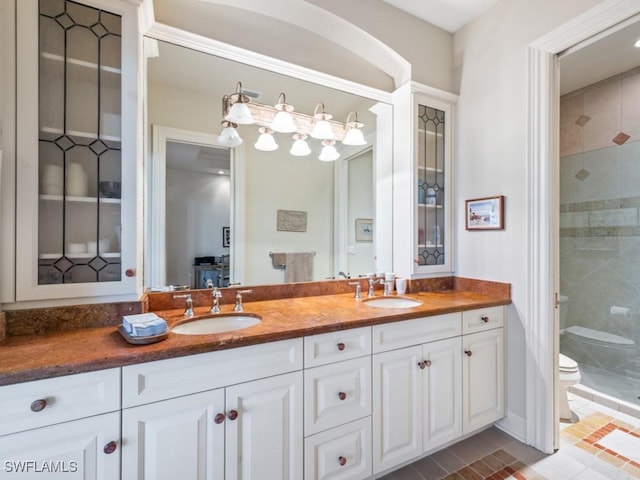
[418,361,426,369]
[465,350,473,357]
[481,315,489,323]
[125,269,136,277]
[337,342,346,351]
[30,399,47,412]
[228,410,239,421]
[103,441,117,455]
[214,413,225,424]
[338,392,347,401]
[425,360,432,367]
[338,456,347,466]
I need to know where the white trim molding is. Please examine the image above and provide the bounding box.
[526,0,640,453]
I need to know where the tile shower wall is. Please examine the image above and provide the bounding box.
[560,67,640,381]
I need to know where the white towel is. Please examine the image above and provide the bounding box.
[123,313,167,337]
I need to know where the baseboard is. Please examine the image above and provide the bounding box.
[495,411,526,443]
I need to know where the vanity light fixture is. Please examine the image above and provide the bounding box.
[289,133,311,156]
[270,93,297,133]
[224,82,255,125]
[342,112,367,146]
[254,127,279,151]
[319,139,340,161]
[217,121,243,147]
[310,103,336,140]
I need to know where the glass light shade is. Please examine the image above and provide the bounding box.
[225,101,254,125]
[254,129,278,151]
[343,127,366,146]
[319,141,340,161]
[270,111,297,133]
[310,118,335,140]
[290,137,311,156]
[217,126,243,147]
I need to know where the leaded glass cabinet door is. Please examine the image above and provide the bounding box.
[414,95,452,275]
[16,0,140,301]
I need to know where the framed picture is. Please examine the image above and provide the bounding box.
[465,196,505,230]
[355,218,373,242]
[222,226,230,247]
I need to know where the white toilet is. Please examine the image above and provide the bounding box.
[559,353,581,422]
[558,295,581,422]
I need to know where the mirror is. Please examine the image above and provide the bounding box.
[144,38,393,289]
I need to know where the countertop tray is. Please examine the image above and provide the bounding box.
[118,325,168,345]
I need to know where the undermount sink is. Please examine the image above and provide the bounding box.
[172,313,262,335]
[363,297,423,308]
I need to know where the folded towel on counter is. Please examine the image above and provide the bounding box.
[122,313,167,337]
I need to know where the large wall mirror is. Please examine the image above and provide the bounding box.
[144,38,393,289]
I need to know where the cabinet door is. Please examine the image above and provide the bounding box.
[462,328,505,434]
[422,337,462,452]
[0,411,120,479]
[372,345,422,474]
[15,0,139,301]
[121,389,225,480]
[225,371,303,480]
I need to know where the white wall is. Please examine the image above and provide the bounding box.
[453,0,605,435]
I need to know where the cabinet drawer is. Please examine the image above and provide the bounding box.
[304,327,371,367]
[462,306,504,334]
[122,338,303,408]
[372,313,461,353]
[304,357,371,436]
[304,417,372,480]
[0,368,121,436]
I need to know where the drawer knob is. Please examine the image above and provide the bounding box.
[125,268,136,277]
[228,410,239,421]
[465,350,473,357]
[338,392,347,401]
[214,413,225,424]
[338,456,347,466]
[481,315,489,323]
[103,441,117,455]
[425,360,432,367]
[30,399,47,412]
[418,361,426,369]
[337,342,346,351]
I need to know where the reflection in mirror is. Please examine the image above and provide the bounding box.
[144,38,392,289]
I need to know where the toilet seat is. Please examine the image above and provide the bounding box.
[559,353,578,373]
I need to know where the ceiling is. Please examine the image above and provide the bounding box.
[381,0,500,33]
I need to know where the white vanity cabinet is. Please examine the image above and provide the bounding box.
[13,0,141,301]
[121,339,304,480]
[0,368,122,479]
[371,315,462,473]
[303,327,373,480]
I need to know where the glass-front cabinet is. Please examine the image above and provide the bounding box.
[15,0,140,301]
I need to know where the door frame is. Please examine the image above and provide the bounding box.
[526,0,640,453]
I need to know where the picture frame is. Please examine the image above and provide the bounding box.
[222,226,230,247]
[355,218,373,242]
[465,196,505,230]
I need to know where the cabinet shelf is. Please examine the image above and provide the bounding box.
[39,252,121,260]
[41,52,121,75]
[417,166,444,173]
[417,203,443,209]
[40,126,121,144]
[418,244,444,249]
[40,194,121,204]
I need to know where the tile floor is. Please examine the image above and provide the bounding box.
[380,392,640,480]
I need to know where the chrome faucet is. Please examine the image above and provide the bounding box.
[173,293,194,317]
[234,289,253,312]
[348,281,362,299]
[210,287,222,314]
[367,277,385,297]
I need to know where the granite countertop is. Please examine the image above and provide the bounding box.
[0,289,510,386]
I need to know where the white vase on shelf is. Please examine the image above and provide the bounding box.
[41,164,64,195]
[66,162,88,197]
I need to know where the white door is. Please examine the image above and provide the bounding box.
[462,328,505,433]
[422,336,463,452]
[0,412,120,480]
[372,345,422,474]
[224,371,303,480]
[121,389,225,480]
